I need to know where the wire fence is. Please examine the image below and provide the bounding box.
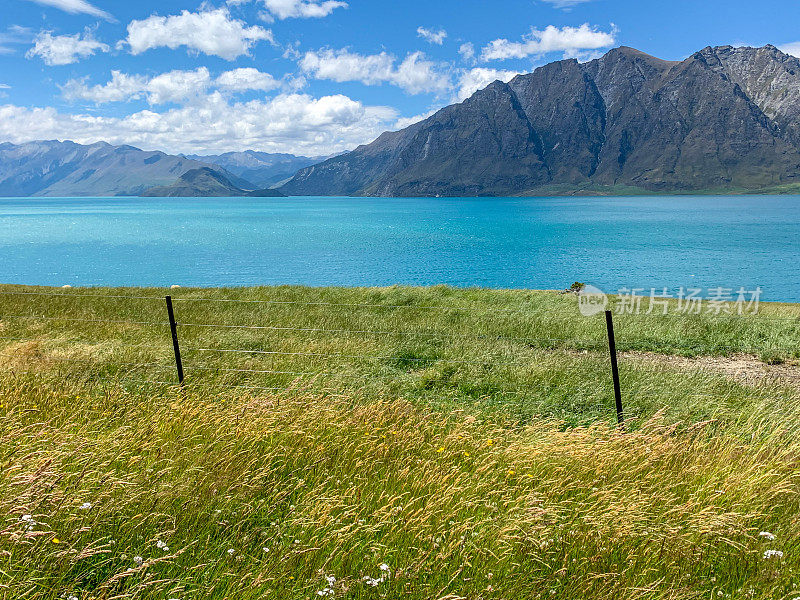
[2,288,800,424]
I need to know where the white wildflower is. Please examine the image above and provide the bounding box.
[262,546,270,552]
[20,514,36,531]
[379,563,390,572]
[79,502,92,510]
[133,556,144,567]
[227,548,235,556]
[759,531,776,541]
[763,549,784,559]
[156,540,169,552]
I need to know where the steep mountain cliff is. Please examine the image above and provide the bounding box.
[281,45,800,197]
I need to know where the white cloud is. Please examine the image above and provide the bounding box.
[63,67,281,104]
[62,71,148,103]
[779,42,800,58]
[229,0,347,20]
[259,0,347,20]
[146,68,213,104]
[26,30,109,65]
[459,42,475,63]
[23,0,114,22]
[300,49,451,94]
[540,0,593,9]
[456,68,520,101]
[481,23,616,61]
[0,93,398,156]
[122,8,274,60]
[417,27,447,45]
[215,67,280,92]
[0,84,10,89]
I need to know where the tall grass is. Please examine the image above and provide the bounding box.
[1,285,800,598]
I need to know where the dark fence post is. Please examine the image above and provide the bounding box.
[604,310,624,427]
[165,295,184,385]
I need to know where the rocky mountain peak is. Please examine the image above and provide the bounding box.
[281,44,800,197]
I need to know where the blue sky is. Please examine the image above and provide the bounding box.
[1,0,799,156]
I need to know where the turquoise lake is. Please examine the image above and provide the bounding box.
[0,195,798,301]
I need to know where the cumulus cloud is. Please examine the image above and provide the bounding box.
[417,27,447,45]
[540,0,593,9]
[229,0,347,20]
[62,71,148,103]
[23,0,115,22]
[122,8,274,60]
[0,93,397,155]
[26,29,109,65]
[62,67,281,104]
[481,23,616,61]
[216,68,280,92]
[456,68,520,101]
[779,42,800,58]
[459,42,476,63]
[300,49,451,94]
[146,68,214,104]
[261,0,347,20]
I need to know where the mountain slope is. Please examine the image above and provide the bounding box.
[185,151,322,188]
[0,141,254,197]
[281,45,800,197]
[142,167,286,197]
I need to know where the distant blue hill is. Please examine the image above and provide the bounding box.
[184,150,324,189]
[0,141,318,197]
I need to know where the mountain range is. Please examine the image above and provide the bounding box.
[142,167,285,197]
[282,45,800,197]
[0,141,304,197]
[184,151,322,188]
[4,44,800,198]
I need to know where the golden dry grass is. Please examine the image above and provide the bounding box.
[1,378,799,599]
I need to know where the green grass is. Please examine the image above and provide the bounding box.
[1,284,800,599]
[517,182,800,196]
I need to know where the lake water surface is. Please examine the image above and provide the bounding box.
[1,195,798,301]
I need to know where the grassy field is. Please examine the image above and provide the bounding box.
[1,284,800,599]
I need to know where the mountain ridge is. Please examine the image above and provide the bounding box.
[142,167,286,197]
[280,44,800,197]
[183,150,323,189]
[0,141,309,197]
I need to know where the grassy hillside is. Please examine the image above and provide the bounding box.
[1,285,799,599]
